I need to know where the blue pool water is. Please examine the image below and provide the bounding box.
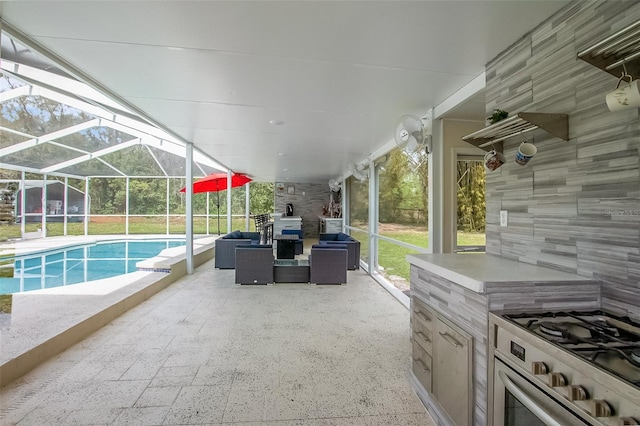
[0,239,186,294]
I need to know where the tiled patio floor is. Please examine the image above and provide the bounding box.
[0,256,434,425]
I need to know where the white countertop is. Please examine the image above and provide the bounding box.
[406,253,592,293]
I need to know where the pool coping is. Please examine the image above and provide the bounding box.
[0,235,217,387]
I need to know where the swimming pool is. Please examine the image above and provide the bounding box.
[0,239,186,294]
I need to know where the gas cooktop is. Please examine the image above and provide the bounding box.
[502,310,640,388]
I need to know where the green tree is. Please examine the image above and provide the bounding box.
[456,161,485,232]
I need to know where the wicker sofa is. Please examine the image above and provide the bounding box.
[235,244,274,284]
[318,232,360,270]
[309,244,348,284]
[214,230,261,269]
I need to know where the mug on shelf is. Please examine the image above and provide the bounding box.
[515,142,537,166]
[606,74,640,112]
[484,149,506,172]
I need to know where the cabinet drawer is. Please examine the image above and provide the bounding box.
[412,317,432,354]
[412,340,432,393]
[412,298,435,330]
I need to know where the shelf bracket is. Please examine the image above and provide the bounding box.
[518,112,569,141]
[577,20,640,78]
[461,112,568,153]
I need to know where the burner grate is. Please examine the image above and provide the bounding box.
[504,310,640,389]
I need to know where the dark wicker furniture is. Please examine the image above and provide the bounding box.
[234,244,274,284]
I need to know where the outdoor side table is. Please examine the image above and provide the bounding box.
[274,234,298,259]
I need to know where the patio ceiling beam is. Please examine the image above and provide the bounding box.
[2,23,231,173]
[2,66,227,173]
[2,68,127,127]
[104,121,222,172]
[48,140,93,156]
[0,118,102,157]
[144,144,168,177]
[0,85,32,101]
[0,126,36,139]
[2,60,135,115]
[97,157,126,176]
[13,83,226,173]
[29,84,174,143]
[41,138,142,173]
[0,162,85,179]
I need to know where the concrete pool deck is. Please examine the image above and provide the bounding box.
[0,235,217,387]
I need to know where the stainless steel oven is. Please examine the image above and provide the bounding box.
[493,357,590,425]
[490,311,640,426]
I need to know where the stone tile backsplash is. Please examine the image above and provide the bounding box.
[484,0,640,318]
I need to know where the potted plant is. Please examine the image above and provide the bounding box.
[488,109,509,125]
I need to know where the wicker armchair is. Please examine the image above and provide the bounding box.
[318,233,360,270]
[309,244,348,285]
[235,244,274,285]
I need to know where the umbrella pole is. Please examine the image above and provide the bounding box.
[217,191,221,235]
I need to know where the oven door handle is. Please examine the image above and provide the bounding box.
[498,370,562,426]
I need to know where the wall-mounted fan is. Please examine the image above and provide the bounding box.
[328,178,342,192]
[349,163,368,181]
[395,114,432,154]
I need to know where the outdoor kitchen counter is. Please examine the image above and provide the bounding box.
[406,253,601,426]
[406,253,597,294]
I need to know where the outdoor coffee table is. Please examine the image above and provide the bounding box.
[273,259,310,283]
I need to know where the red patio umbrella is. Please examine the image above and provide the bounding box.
[181,173,252,234]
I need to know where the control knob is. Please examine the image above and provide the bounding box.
[619,417,640,426]
[531,361,548,375]
[549,372,566,387]
[567,385,588,401]
[590,400,613,417]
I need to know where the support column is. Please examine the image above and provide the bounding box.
[84,177,89,236]
[166,178,170,235]
[20,171,25,237]
[227,171,232,234]
[367,159,376,273]
[185,144,194,274]
[41,174,47,238]
[63,177,68,236]
[206,192,210,235]
[125,177,130,235]
[428,118,444,253]
[245,182,250,231]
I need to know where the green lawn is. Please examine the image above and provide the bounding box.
[0,218,484,289]
[0,217,252,240]
[376,228,485,285]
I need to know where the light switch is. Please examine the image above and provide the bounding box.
[500,210,508,227]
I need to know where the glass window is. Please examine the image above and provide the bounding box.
[456,159,486,252]
[100,145,164,177]
[54,127,135,153]
[378,149,428,248]
[373,147,429,290]
[1,94,94,137]
[348,176,369,232]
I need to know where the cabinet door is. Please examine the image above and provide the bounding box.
[434,317,473,426]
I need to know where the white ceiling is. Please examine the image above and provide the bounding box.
[0,1,570,184]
